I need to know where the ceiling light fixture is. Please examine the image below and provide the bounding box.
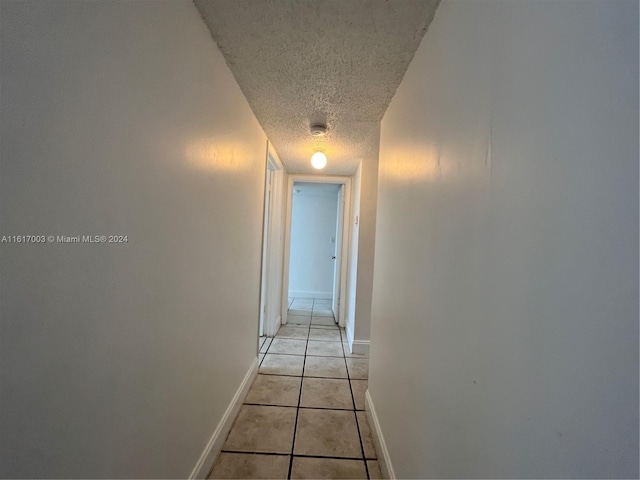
[309,122,328,169]
[311,150,327,169]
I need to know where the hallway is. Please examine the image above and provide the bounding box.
[1,1,637,478]
[209,298,378,479]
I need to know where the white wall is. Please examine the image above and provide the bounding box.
[370,1,638,478]
[0,1,267,477]
[289,187,339,298]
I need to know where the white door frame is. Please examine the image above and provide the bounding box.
[259,142,285,337]
[282,175,352,328]
[331,185,345,318]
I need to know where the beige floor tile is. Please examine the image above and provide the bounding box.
[350,379,367,410]
[304,356,348,378]
[209,452,289,479]
[306,340,344,357]
[259,337,273,353]
[289,308,313,316]
[222,405,296,454]
[346,358,369,379]
[290,457,367,479]
[311,316,337,326]
[259,353,265,364]
[312,309,334,317]
[290,302,313,310]
[308,328,342,342]
[313,306,333,312]
[356,411,377,459]
[293,409,362,458]
[245,374,301,407]
[268,338,307,355]
[287,314,311,325]
[260,354,304,376]
[300,378,353,409]
[276,325,309,339]
[367,460,383,479]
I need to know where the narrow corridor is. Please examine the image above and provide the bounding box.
[208,298,379,479]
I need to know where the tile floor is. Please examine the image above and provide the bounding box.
[208,298,379,479]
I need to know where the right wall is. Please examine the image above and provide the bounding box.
[369,1,639,478]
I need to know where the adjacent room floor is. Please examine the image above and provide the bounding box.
[208,298,379,479]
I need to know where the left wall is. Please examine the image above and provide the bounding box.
[0,1,267,477]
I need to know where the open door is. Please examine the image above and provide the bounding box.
[282,175,351,327]
[259,143,285,338]
[332,185,344,321]
[258,169,273,337]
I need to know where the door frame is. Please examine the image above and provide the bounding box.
[331,185,345,318]
[282,175,352,328]
[259,142,285,338]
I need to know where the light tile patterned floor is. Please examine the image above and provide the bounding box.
[209,298,379,479]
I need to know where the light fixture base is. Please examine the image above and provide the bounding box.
[310,123,327,137]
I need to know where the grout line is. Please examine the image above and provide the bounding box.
[243,402,354,412]
[257,373,349,380]
[220,450,367,462]
[340,328,370,480]
[287,311,311,480]
[296,405,353,411]
[243,399,366,412]
[270,351,345,358]
[264,351,307,356]
[293,453,369,461]
[220,450,290,457]
[259,338,275,367]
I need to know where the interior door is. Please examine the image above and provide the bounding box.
[259,169,273,337]
[331,185,344,320]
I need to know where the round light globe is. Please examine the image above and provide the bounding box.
[311,151,327,169]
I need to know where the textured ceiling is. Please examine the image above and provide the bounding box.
[194,0,439,175]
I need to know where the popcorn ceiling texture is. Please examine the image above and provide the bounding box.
[195,0,439,175]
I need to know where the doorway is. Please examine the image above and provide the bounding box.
[258,142,284,338]
[282,175,351,328]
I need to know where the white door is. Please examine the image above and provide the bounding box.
[332,185,344,320]
[259,169,274,337]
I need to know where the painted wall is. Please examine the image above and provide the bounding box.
[288,187,339,299]
[370,0,639,478]
[0,1,267,478]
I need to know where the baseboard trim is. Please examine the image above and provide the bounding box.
[365,390,396,480]
[288,290,332,300]
[189,358,258,479]
[351,339,370,355]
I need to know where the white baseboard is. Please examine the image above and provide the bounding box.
[189,358,258,479]
[288,290,332,300]
[352,339,370,355]
[365,390,396,480]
